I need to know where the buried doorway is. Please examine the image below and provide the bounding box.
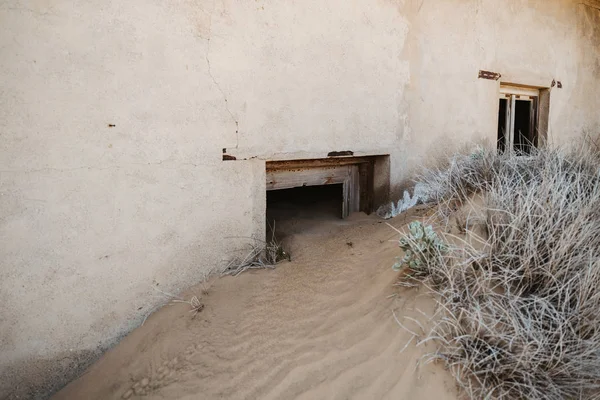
[266,183,344,248]
[265,156,389,240]
[267,184,344,224]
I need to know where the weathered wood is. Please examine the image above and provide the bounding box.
[358,161,372,213]
[350,165,360,212]
[342,177,349,218]
[266,157,373,171]
[478,70,501,80]
[509,94,516,151]
[266,166,350,191]
[500,85,540,97]
[267,164,361,219]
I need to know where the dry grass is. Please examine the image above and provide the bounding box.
[171,295,204,317]
[145,286,207,324]
[222,224,289,277]
[398,146,600,399]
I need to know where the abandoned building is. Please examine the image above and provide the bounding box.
[1,0,600,397]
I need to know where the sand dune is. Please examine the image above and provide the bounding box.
[54,210,458,400]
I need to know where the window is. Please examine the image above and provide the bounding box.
[497,85,540,154]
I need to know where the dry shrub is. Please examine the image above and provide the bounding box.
[401,146,600,399]
[222,226,289,277]
[417,146,493,204]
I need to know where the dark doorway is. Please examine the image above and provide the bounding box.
[514,100,534,153]
[267,184,343,223]
[497,98,507,153]
[266,184,343,241]
[265,156,390,242]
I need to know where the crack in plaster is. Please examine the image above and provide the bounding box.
[204,0,239,149]
[0,161,213,174]
[2,6,57,17]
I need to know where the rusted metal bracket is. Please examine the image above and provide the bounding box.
[222,147,237,161]
[327,150,353,157]
[478,70,501,80]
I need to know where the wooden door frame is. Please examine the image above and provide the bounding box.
[266,157,376,218]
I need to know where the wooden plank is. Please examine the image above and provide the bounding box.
[508,95,516,152]
[266,166,350,191]
[530,97,538,148]
[266,157,372,171]
[358,161,373,213]
[500,85,540,97]
[342,178,349,219]
[350,165,360,212]
[504,97,511,151]
[266,156,381,217]
[538,90,550,147]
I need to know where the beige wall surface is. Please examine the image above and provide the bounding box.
[1,0,599,397]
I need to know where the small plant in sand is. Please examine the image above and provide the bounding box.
[223,222,289,277]
[393,221,447,278]
[147,287,207,324]
[172,295,204,317]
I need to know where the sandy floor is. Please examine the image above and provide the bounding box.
[53,208,459,400]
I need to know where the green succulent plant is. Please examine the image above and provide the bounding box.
[470,146,485,160]
[393,221,447,274]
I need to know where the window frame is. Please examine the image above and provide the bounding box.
[498,85,540,153]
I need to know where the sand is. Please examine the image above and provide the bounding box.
[53,208,459,400]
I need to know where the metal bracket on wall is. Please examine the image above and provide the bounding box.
[222,148,237,161]
[328,151,354,157]
[478,70,502,80]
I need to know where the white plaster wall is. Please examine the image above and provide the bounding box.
[208,0,412,158]
[1,0,599,397]
[392,0,600,189]
[0,1,267,396]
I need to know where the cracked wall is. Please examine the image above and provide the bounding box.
[1,0,599,398]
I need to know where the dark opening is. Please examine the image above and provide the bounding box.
[497,98,507,153]
[497,97,538,154]
[266,184,343,239]
[514,100,532,154]
[267,184,343,222]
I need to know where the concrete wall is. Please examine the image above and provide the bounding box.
[1,0,599,397]
[396,0,600,188]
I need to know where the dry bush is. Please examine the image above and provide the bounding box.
[222,226,289,277]
[417,146,496,205]
[399,146,600,399]
[583,131,600,155]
